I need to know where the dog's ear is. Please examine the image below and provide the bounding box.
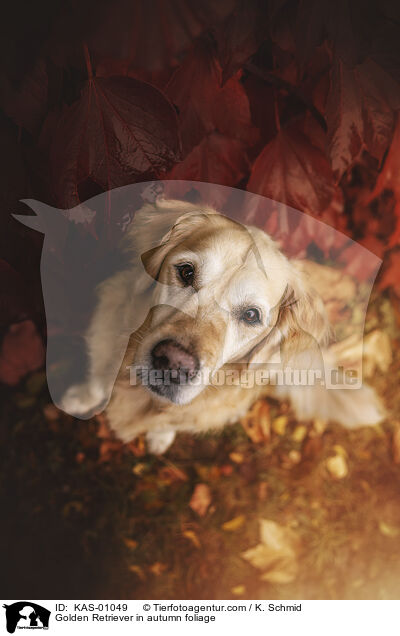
[248,277,331,369]
[277,266,332,365]
[123,198,216,285]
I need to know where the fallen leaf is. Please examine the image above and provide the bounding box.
[231,584,246,596]
[126,435,146,457]
[312,418,327,436]
[182,530,201,549]
[132,463,147,476]
[332,444,348,458]
[292,425,307,443]
[128,564,145,580]
[326,454,348,479]
[241,519,299,584]
[288,450,301,465]
[222,515,245,532]
[43,404,61,421]
[149,562,167,576]
[240,400,271,443]
[220,464,234,476]
[189,483,212,517]
[272,415,288,436]
[363,329,393,376]
[0,320,45,386]
[158,464,188,485]
[379,521,400,538]
[229,452,244,464]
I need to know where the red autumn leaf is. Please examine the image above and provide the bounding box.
[338,242,382,282]
[166,40,220,152]
[189,483,212,517]
[44,76,181,207]
[0,260,32,328]
[370,115,400,248]
[166,39,257,153]
[359,60,400,161]
[0,58,48,135]
[378,250,400,296]
[46,0,234,71]
[326,60,363,179]
[294,0,379,66]
[247,121,335,215]
[95,59,174,91]
[0,320,45,386]
[216,0,269,82]
[326,58,400,179]
[86,0,234,72]
[213,73,259,145]
[166,132,249,195]
[276,199,349,259]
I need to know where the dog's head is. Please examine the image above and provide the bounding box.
[126,200,330,404]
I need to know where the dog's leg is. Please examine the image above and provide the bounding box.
[146,429,176,454]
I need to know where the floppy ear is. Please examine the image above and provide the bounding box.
[123,198,217,286]
[277,265,332,364]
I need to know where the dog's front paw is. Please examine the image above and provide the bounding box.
[146,429,176,454]
[60,382,107,419]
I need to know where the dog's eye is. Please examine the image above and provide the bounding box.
[176,263,195,285]
[241,308,261,324]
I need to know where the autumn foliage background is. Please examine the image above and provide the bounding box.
[2,0,400,600]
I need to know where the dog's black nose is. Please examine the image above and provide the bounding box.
[151,339,199,382]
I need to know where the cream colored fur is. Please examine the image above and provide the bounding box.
[61,199,385,454]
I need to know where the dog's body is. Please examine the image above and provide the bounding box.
[62,199,384,453]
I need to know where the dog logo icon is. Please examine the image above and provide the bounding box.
[3,602,50,633]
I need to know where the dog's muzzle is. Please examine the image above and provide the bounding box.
[150,339,200,393]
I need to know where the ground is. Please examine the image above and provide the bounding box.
[1,288,400,601]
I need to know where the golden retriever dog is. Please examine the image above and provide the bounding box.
[61,199,384,454]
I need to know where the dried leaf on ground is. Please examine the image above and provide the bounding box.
[128,564,145,580]
[0,320,45,386]
[363,330,393,376]
[240,400,271,443]
[326,453,349,479]
[222,515,245,532]
[149,562,167,576]
[272,415,288,436]
[295,261,356,318]
[189,483,212,517]
[182,530,201,549]
[379,521,400,538]
[241,519,300,584]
